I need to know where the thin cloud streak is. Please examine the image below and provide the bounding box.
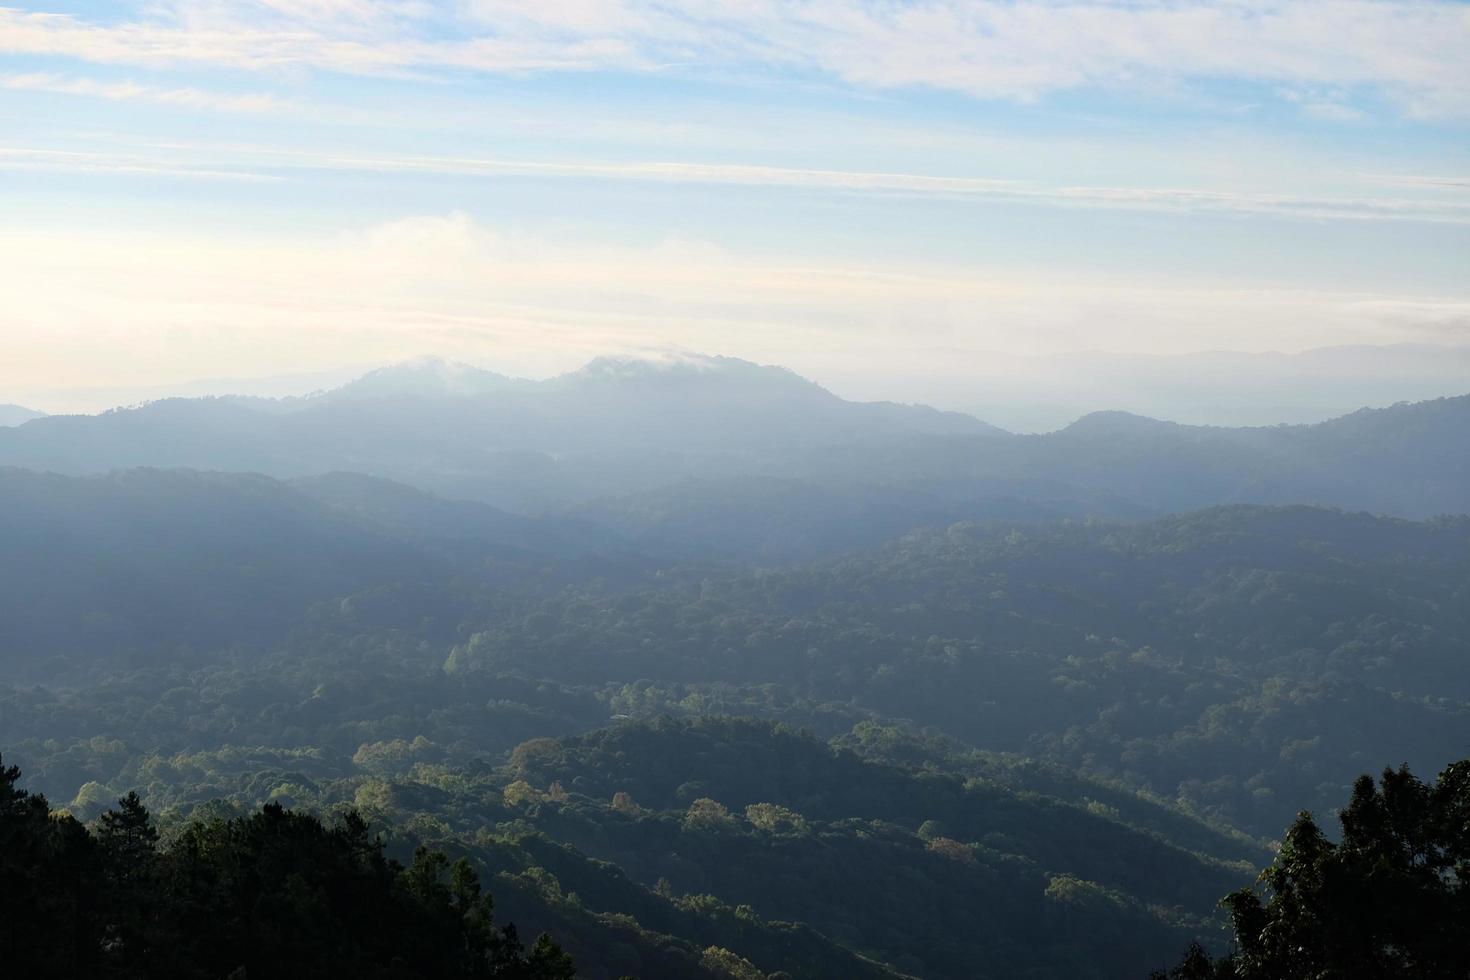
[0,71,285,112]
[8,140,1470,224]
[0,146,280,180]
[2,1,1468,116]
[1360,172,1470,190]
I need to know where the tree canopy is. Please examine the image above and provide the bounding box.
[1153,760,1470,979]
[0,754,575,980]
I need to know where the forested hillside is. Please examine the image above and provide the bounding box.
[3,360,1468,976]
[1,755,578,980]
[4,455,1467,975]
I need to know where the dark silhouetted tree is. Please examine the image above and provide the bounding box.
[1155,759,1470,979]
[0,755,577,980]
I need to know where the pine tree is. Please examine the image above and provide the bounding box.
[527,932,578,980]
[1155,760,1470,980]
[95,791,164,977]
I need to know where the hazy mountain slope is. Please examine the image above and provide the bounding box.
[0,468,637,668]
[872,343,1470,431]
[1,355,1465,519]
[784,395,1470,518]
[288,471,624,558]
[571,477,1081,562]
[1014,395,1470,516]
[1256,394,1470,514]
[0,398,305,474]
[0,468,450,664]
[0,467,1025,669]
[320,356,529,400]
[0,404,45,427]
[0,355,1005,510]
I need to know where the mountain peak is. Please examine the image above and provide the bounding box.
[562,351,832,396]
[0,404,47,427]
[1060,410,1182,436]
[326,357,520,400]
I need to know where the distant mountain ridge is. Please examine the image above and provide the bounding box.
[321,356,527,400]
[0,354,1465,518]
[0,353,1003,509]
[0,404,45,427]
[0,466,641,668]
[832,342,1470,431]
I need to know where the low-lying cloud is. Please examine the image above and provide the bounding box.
[3,211,1467,395]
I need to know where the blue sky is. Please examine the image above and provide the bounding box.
[2,0,1468,402]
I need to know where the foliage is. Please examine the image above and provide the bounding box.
[3,494,1468,977]
[1152,760,1470,979]
[0,753,575,979]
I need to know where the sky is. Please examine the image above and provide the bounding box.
[2,0,1469,417]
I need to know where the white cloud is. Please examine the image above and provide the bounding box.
[1281,87,1366,121]
[0,146,278,179]
[0,5,645,77]
[8,139,1470,224]
[0,70,284,111]
[1362,172,1470,190]
[2,1,1468,116]
[2,211,1467,394]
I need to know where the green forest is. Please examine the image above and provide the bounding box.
[5,746,1466,978]
[1,757,576,979]
[4,456,1468,976]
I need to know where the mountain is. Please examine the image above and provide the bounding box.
[571,476,1079,562]
[477,717,1246,979]
[0,403,44,427]
[10,469,1458,838]
[0,355,1466,520]
[815,343,1470,432]
[0,467,645,671]
[5,485,1465,974]
[1016,394,1470,516]
[443,505,1470,836]
[0,355,1003,511]
[288,470,623,558]
[0,468,443,667]
[321,356,527,401]
[0,466,1072,671]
